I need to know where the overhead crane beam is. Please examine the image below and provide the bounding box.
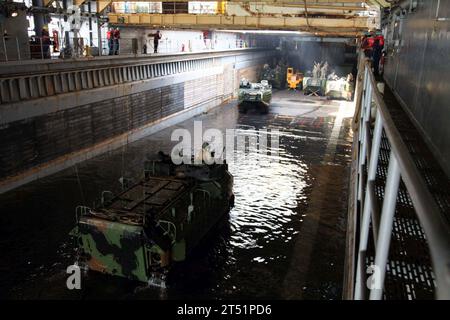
[100,1,381,14]
[108,13,374,35]
[103,0,383,34]
[107,0,368,3]
[104,0,387,6]
[281,4,368,11]
[101,0,390,10]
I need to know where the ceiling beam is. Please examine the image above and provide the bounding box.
[97,0,111,13]
[281,4,368,11]
[109,13,374,33]
[107,0,370,3]
[73,0,87,6]
[43,0,54,6]
[105,1,374,11]
[366,0,391,7]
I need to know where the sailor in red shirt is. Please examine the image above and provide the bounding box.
[113,28,121,55]
[107,27,114,55]
[375,34,385,47]
[362,30,384,58]
[361,31,375,57]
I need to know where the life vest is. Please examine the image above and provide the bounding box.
[375,35,385,47]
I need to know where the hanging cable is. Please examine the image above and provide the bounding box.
[74,164,86,205]
[120,143,127,191]
[303,0,311,31]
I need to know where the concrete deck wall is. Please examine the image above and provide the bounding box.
[0,49,277,193]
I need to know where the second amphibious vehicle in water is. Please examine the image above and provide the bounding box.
[238,79,272,114]
[71,151,234,284]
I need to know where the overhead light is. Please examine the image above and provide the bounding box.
[11,11,18,17]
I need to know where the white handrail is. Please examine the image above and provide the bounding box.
[353,58,450,300]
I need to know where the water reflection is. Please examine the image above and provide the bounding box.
[0,97,353,300]
[228,134,307,250]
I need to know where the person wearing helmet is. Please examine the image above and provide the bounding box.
[361,30,375,58]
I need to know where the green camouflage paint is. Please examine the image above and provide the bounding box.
[71,159,234,283]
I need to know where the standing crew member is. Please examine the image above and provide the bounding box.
[41,26,51,59]
[113,27,120,55]
[361,32,375,59]
[107,27,114,55]
[52,30,59,52]
[372,38,382,77]
[149,30,161,53]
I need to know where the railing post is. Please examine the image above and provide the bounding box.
[16,37,21,60]
[40,37,44,60]
[98,33,103,57]
[358,67,369,143]
[2,36,8,62]
[354,110,383,299]
[358,67,372,202]
[360,80,373,167]
[369,151,401,300]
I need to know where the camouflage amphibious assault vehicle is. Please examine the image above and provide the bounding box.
[238,79,272,114]
[71,153,234,284]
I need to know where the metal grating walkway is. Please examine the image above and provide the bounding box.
[383,86,450,223]
[365,130,435,299]
[361,85,450,299]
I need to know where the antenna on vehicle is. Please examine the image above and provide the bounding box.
[119,143,128,191]
[74,164,86,205]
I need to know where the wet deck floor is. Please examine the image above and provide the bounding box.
[0,90,355,299]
